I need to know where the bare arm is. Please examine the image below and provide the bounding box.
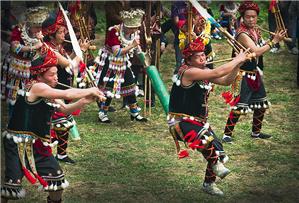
[210,63,240,85]
[184,50,247,84]
[237,29,286,57]
[28,83,105,102]
[55,97,95,115]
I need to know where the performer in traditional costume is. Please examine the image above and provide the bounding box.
[1,6,49,117]
[168,38,248,195]
[94,9,147,123]
[42,10,89,164]
[1,49,105,203]
[222,1,286,143]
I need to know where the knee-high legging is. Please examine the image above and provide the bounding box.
[224,109,266,136]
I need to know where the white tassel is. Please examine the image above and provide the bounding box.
[18,137,23,143]
[176,80,181,86]
[53,184,57,191]
[49,184,54,190]
[13,136,19,143]
[2,131,8,137]
[11,191,17,198]
[18,189,26,198]
[64,180,69,188]
[203,122,210,130]
[1,189,5,196]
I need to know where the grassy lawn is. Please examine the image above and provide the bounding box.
[1,1,299,203]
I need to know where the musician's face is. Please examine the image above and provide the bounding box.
[189,52,206,67]
[125,27,139,35]
[37,66,58,88]
[29,26,42,36]
[55,26,67,44]
[243,10,258,28]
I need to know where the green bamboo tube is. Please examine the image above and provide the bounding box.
[138,52,170,114]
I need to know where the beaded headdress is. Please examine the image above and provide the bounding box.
[25,6,49,27]
[120,9,145,28]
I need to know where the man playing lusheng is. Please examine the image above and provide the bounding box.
[222,1,286,143]
[1,49,105,203]
[168,38,248,195]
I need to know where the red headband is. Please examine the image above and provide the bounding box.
[42,11,66,36]
[182,38,205,59]
[30,48,58,75]
[239,1,260,16]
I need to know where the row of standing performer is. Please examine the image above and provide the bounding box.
[1,1,288,202]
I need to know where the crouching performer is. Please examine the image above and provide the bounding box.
[168,38,247,196]
[1,49,105,203]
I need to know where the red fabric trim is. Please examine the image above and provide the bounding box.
[106,27,121,47]
[11,26,22,42]
[22,167,37,184]
[33,139,53,157]
[246,72,261,91]
[35,173,48,187]
[178,150,189,159]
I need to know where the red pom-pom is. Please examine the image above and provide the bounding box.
[222,91,233,104]
[72,109,81,116]
[177,20,186,29]
[178,150,189,159]
[79,61,86,73]
[229,95,240,106]
[189,139,204,150]
[184,130,197,143]
[50,129,57,139]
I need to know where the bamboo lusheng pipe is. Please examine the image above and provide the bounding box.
[187,2,193,44]
[206,51,256,65]
[219,27,254,56]
[57,82,72,89]
[64,40,97,50]
[257,26,292,43]
[273,3,289,38]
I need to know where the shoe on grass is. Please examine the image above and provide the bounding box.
[251,133,272,139]
[56,155,75,164]
[212,161,230,179]
[202,182,224,196]
[222,135,233,144]
[288,47,299,55]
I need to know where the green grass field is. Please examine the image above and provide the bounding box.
[1,2,299,203]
